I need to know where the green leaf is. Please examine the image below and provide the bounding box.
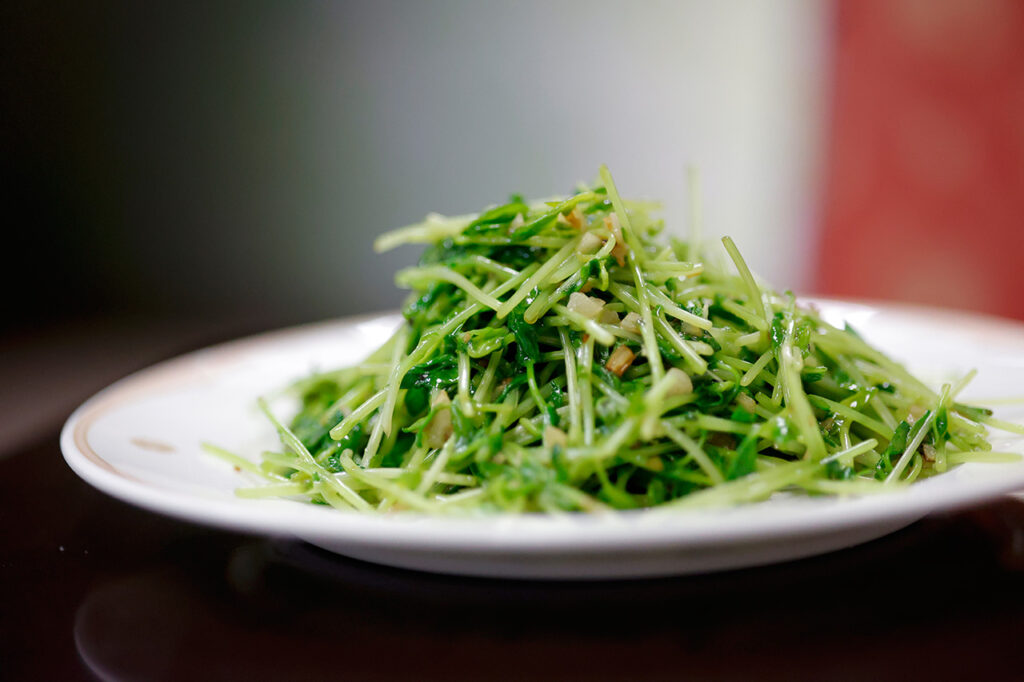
[464,201,528,234]
[401,356,458,391]
[507,303,540,365]
[509,212,557,241]
[726,434,759,480]
[730,407,758,423]
[770,312,787,349]
[875,420,911,479]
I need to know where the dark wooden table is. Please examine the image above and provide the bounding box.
[4,320,1024,681]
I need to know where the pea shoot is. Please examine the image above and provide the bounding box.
[207,167,1023,514]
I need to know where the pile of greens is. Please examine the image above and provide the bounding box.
[207,167,1021,514]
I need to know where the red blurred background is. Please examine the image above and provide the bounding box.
[818,0,1024,320]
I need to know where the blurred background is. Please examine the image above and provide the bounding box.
[2,0,829,331]
[2,0,1023,446]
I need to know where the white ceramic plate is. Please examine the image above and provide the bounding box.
[61,300,1024,579]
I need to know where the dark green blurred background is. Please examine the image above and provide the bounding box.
[2,1,826,335]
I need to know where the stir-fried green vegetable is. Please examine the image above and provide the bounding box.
[206,167,1023,514]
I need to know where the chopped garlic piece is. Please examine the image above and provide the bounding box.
[564,207,584,229]
[578,231,603,255]
[604,214,628,266]
[605,345,636,377]
[598,308,620,325]
[664,367,693,397]
[424,392,453,448]
[621,312,642,333]
[567,292,605,319]
[543,425,568,448]
[736,392,757,413]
